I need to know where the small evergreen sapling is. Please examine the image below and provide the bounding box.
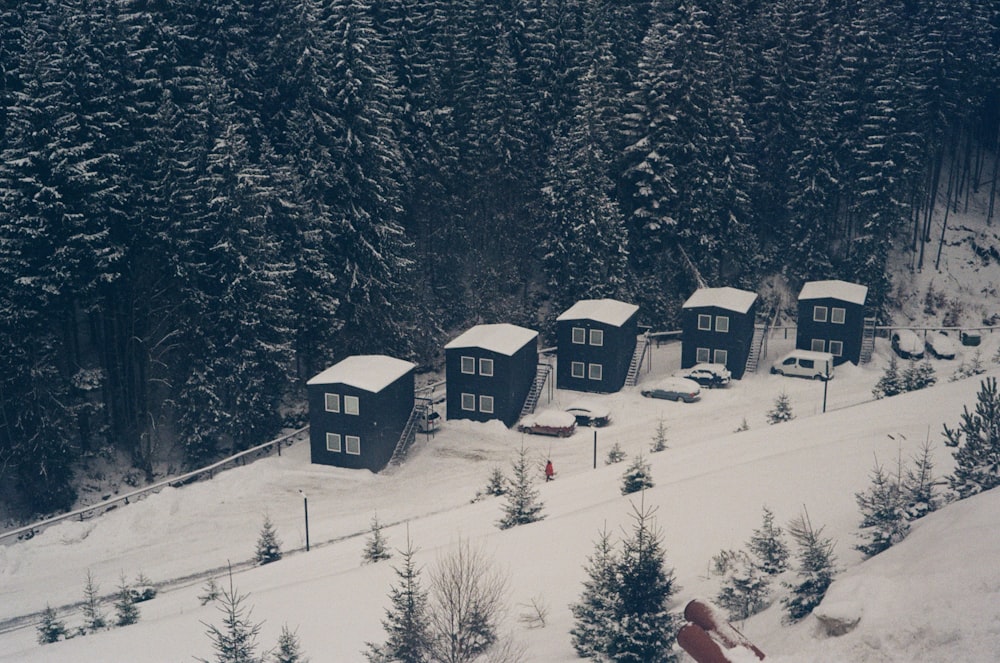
[716,552,771,621]
[37,605,67,644]
[498,444,545,529]
[620,452,654,495]
[485,466,507,496]
[903,440,940,520]
[650,418,668,452]
[872,355,904,399]
[200,577,223,606]
[782,510,837,622]
[363,513,392,564]
[82,569,107,632]
[902,358,936,392]
[767,392,794,424]
[274,624,308,663]
[255,514,282,565]
[365,533,430,663]
[747,506,789,575]
[115,572,139,626]
[605,442,627,464]
[569,526,617,659]
[199,569,263,663]
[945,377,1000,497]
[855,460,909,557]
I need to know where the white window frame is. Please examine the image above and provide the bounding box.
[588,363,603,381]
[813,305,828,323]
[460,356,475,374]
[811,339,826,352]
[696,347,711,363]
[572,327,586,344]
[589,329,604,346]
[324,393,340,413]
[461,393,476,411]
[713,349,728,365]
[698,314,712,331]
[829,340,844,356]
[326,432,342,452]
[571,361,585,378]
[344,395,359,416]
[479,395,494,414]
[479,358,494,376]
[715,316,729,333]
[831,307,846,324]
[345,435,361,455]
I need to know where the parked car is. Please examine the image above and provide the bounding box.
[418,409,441,433]
[770,350,834,380]
[676,363,732,388]
[891,329,924,359]
[640,377,702,403]
[517,410,577,437]
[564,401,611,427]
[925,332,958,360]
[960,330,981,347]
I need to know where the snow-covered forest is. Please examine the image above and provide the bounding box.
[1,0,998,516]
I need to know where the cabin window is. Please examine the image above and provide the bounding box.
[571,361,585,378]
[696,347,711,363]
[829,340,844,356]
[713,349,728,365]
[345,435,361,455]
[831,307,846,324]
[715,316,729,333]
[461,393,476,411]
[344,395,360,415]
[698,314,712,331]
[813,306,828,323]
[326,433,342,452]
[479,395,494,414]
[589,363,603,380]
[572,327,586,344]
[461,356,475,374]
[590,329,604,346]
[479,358,494,376]
[811,339,826,352]
[324,393,340,413]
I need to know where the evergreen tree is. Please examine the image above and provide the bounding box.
[872,355,905,399]
[605,442,627,465]
[115,572,139,627]
[766,392,794,424]
[498,444,545,529]
[902,358,936,392]
[200,578,223,606]
[363,513,393,564]
[620,452,654,496]
[747,506,789,576]
[903,440,939,520]
[82,570,107,632]
[365,534,430,663]
[255,515,282,565]
[199,570,263,663]
[650,418,668,453]
[944,377,1000,498]
[782,510,837,622]
[484,466,507,497]
[569,526,618,660]
[36,605,67,644]
[855,460,910,557]
[716,552,771,622]
[273,624,308,663]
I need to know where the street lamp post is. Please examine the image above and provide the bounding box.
[299,490,310,552]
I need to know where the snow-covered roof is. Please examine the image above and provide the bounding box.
[799,280,868,305]
[556,299,639,326]
[681,287,758,313]
[444,323,538,356]
[306,355,415,392]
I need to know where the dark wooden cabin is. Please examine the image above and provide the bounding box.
[307,355,416,472]
[681,287,759,379]
[555,298,640,393]
[796,279,868,365]
[444,323,538,427]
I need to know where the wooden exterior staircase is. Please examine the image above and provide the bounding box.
[744,323,768,375]
[388,398,431,466]
[519,363,553,419]
[860,316,877,364]
[625,333,651,387]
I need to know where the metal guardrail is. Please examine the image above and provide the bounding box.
[0,425,310,544]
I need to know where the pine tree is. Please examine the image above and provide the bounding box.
[363,513,393,564]
[782,510,837,622]
[747,506,789,575]
[902,358,936,392]
[767,392,794,424]
[498,444,545,529]
[855,460,910,557]
[484,466,507,497]
[650,418,669,453]
[255,515,282,565]
[82,570,107,632]
[36,605,66,644]
[621,452,654,495]
[199,570,263,663]
[903,440,939,520]
[273,624,308,663]
[716,552,771,622]
[200,578,223,606]
[944,377,1000,498]
[115,572,139,627]
[365,534,430,663]
[605,442,627,465]
[569,526,618,659]
[872,355,905,399]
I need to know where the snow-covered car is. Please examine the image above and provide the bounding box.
[925,332,958,360]
[676,363,732,388]
[960,330,981,347]
[891,329,924,359]
[564,401,611,427]
[418,409,441,433]
[640,378,702,403]
[517,410,577,437]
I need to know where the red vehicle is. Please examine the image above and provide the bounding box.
[517,410,577,437]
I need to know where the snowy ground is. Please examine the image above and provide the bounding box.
[1,327,999,662]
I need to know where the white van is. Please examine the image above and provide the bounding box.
[770,350,834,380]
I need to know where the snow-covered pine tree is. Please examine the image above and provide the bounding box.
[767,392,794,424]
[621,452,654,495]
[485,466,507,496]
[82,570,106,632]
[716,552,771,621]
[498,444,545,529]
[365,533,430,663]
[782,510,837,622]
[903,440,939,520]
[872,355,905,399]
[199,570,263,663]
[114,572,139,627]
[200,578,222,606]
[605,499,680,663]
[255,515,282,565]
[944,377,1000,498]
[605,442,627,465]
[569,526,618,660]
[36,605,66,644]
[747,506,789,575]
[902,358,936,392]
[363,513,393,564]
[650,418,669,452]
[855,460,910,557]
[274,624,308,663]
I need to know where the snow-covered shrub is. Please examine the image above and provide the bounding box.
[782,511,837,623]
[872,355,905,399]
[855,460,909,557]
[498,444,544,529]
[255,515,282,565]
[115,573,139,626]
[767,392,794,424]
[902,358,936,392]
[605,442,627,464]
[747,506,789,575]
[945,377,1000,498]
[620,453,654,495]
[716,552,771,621]
[37,605,67,644]
[362,513,392,564]
[650,418,669,452]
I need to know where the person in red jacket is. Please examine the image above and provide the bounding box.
[545,459,554,482]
